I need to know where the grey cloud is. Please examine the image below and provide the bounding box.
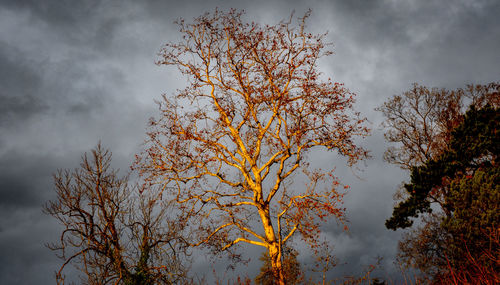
[1,0,114,47]
[0,38,116,131]
[0,43,48,125]
[0,152,64,284]
[0,207,62,284]
[0,151,58,208]
[1,0,101,26]
[0,172,41,208]
[0,52,110,129]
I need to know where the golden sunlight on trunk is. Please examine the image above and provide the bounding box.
[259,205,285,284]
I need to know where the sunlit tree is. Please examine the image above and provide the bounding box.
[136,9,369,284]
[255,246,303,285]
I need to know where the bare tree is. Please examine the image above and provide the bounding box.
[376,83,461,171]
[135,10,369,284]
[45,144,191,284]
[376,82,499,171]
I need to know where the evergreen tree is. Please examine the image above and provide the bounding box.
[386,104,499,230]
[386,104,499,282]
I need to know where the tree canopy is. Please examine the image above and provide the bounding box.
[376,82,499,170]
[386,104,499,230]
[378,82,499,282]
[45,144,191,284]
[135,9,369,284]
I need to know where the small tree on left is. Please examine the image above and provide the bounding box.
[44,144,191,284]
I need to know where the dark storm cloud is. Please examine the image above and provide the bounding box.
[0,2,124,128]
[2,0,101,26]
[0,0,499,283]
[0,2,139,283]
[0,149,69,283]
[0,44,111,127]
[0,158,43,208]
[0,149,70,209]
[1,0,120,50]
[327,0,500,87]
[0,44,47,125]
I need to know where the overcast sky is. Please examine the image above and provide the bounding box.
[1,0,499,284]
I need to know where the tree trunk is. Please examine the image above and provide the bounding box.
[258,205,286,285]
[269,243,285,285]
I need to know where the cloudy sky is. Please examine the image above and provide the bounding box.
[1,0,499,283]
